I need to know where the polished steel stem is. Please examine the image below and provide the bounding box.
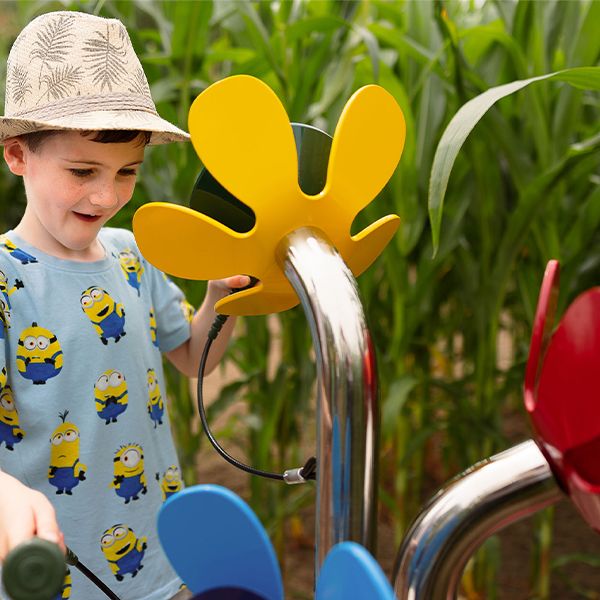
[279,227,378,576]
[393,439,564,599]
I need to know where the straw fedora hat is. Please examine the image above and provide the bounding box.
[0,11,189,145]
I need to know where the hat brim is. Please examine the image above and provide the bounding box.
[0,109,189,145]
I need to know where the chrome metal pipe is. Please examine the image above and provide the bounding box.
[279,227,378,576]
[393,439,564,599]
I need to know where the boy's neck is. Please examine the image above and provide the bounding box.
[13,219,106,263]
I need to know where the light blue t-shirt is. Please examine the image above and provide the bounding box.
[0,228,192,600]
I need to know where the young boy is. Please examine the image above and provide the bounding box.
[0,11,247,600]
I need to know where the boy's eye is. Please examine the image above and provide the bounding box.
[69,168,93,178]
[118,169,138,177]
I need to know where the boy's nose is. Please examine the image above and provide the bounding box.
[90,185,119,209]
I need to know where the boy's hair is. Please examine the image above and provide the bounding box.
[22,130,152,153]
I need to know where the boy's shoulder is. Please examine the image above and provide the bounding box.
[98,227,145,262]
[100,227,140,255]
[101,227,159,275]
[0,232,36,274]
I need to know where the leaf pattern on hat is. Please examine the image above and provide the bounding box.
[128,66,150,97]
[31,14,75,84]
[83,24,128,92]
[9,65,32,107]
[38,65,83,103]
[7,121,41,136]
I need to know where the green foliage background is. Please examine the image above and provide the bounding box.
[1,1,599,597]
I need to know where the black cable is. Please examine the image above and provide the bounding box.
[197,278,317,482]
[197,314,285,481]
[66,547,121,600]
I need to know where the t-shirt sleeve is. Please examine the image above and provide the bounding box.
[112,228,193,353]
[145,261,193,354]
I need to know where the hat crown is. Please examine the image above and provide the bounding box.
[5,11,155,121]
[1,10,189,145]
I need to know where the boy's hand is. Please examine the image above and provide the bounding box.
[207,275,253,297]
[0,471,64,561]
[167,275,258,377]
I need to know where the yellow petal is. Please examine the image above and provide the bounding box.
[323,85,405,215]
[133,203,256,280]
[188,75,301,217]
[346,215,401,276]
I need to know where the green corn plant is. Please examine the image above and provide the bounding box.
[2,2,599,597]
[416,1,599,597]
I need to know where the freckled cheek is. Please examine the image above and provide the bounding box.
[57,181,88,209]
[118,180,137,205]
[30,175,83,209]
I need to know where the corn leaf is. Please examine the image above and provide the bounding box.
[429,66,600,255]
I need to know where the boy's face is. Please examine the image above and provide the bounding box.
[6,131,145,259]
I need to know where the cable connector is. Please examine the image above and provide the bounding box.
[300,456,317,480]
[283,467,307,485]
[208,314,229,341]
[283,456,317,485]
[65,546,78,566]
[208,275,258,341]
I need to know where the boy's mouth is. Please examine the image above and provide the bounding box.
[73,211,102,223]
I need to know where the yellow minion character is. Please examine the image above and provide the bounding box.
[100,524,147,581]
[48,411,86,495]
[155,465,183,501]
[180,299,195,323]
[0,235,38,265]
[118,249,144,296]
[110,443,147,504]
[0,269,24,308]
[80,287,126,345]
[56,568,72,599]
[0,384,25,451]
[149,308,159,348]
[94,370,128,425]
[16,323,63,385]
[0,296,11,339]
[146,369,164,428]
[0,366,6,389]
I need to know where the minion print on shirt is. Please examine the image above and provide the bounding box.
[16,323,63,385]
[94,369,128,424]
[110,443,147,504]
[146,369,164,428]
[100,524,147,581]
[0,296,9,340]
[0,235,38,265]
[156,465,183,501]
[0,269,24,308]
[48,411,87,495]
[0,383,25,451]
[149,308,159,348]
[80,287,126,345]
[180,299,195,324]
[118,249,144,297]
[53,569,72,600]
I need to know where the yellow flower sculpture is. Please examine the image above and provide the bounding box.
[133,75,406,316]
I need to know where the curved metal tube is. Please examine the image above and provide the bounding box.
[393,440,564,599]
[279,227,378,576]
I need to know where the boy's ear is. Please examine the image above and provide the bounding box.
[3,138,27,176]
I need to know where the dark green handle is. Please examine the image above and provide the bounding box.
[2,538,65,600]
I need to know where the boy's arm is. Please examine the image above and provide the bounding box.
[0,470,65,560]
[165,275,250,378]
